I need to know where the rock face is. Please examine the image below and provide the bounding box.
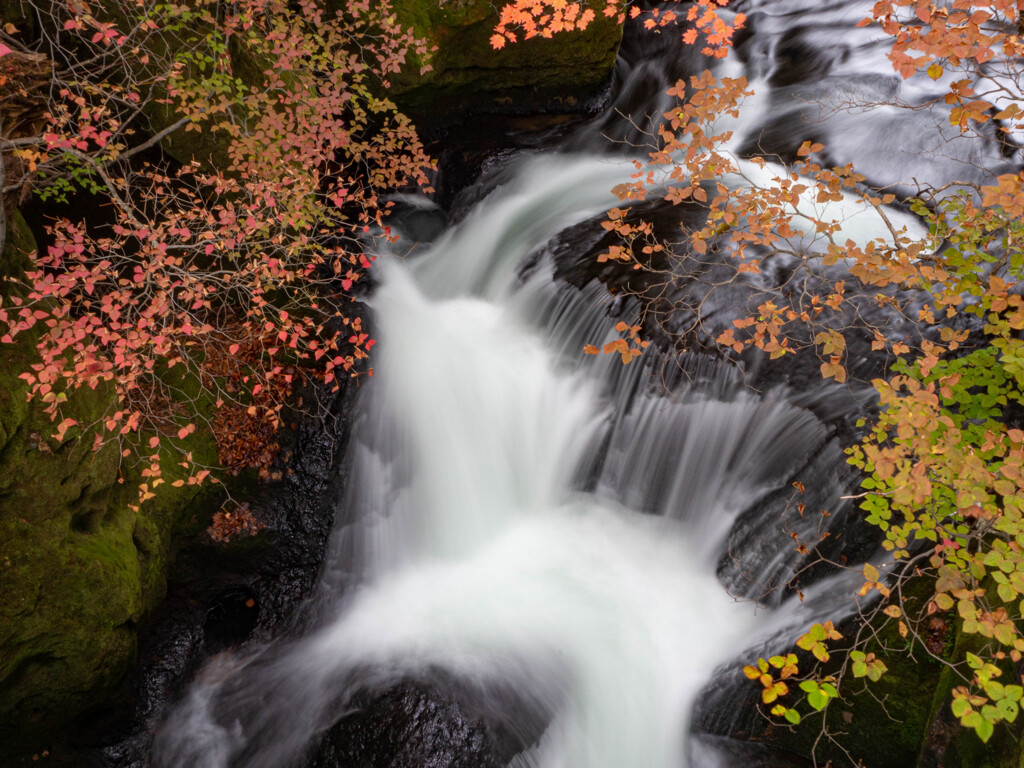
[373,0,623,124]
[316,682,501,768]
[0,2,619,755]
[0,212,221,759]
[155,0,622,164]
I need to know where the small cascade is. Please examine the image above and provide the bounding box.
[152,147,884,766]
[153,2,1016,766]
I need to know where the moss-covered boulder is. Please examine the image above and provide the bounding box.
[0,215,220,758]
[914,586,1024,768]
[824,606,948,767]
[363,0,623,122]
[751,580,946,768]
[755,574,1024,768]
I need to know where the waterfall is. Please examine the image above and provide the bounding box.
[152,150,883,768]
[153,1,1015,766]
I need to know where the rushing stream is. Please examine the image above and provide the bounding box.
[153,1,1018,766]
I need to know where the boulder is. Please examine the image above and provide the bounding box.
[366,0,623,124]
[0,211,221,759]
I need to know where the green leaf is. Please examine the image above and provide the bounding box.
[994,623,1016,646]
[808,690,829,711]
[998,699,1018,723]
[975,718,995,743]
[952,698,971,719]
[997,583,1017,603]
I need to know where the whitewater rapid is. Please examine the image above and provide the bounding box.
[154,145,897,768]
[151,0,1019,759]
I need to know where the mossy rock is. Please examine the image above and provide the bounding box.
[0,218,222,757]
[761,574,1024,768]
[1,209,35,288]
[830,583,950,767]
[914,577,1024,768]
[333,0,623,122]
[142,34,272,169]
[758,577,948,767]
[105,0,621,164]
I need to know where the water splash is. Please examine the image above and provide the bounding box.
[153,2,1015,763]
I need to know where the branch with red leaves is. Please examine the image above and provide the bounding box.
[0,0,434,506]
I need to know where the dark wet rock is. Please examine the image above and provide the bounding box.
[55,372,364,767]
[203,586,260,653]
[311,673,552,768]
[315,682,501,768]
[386,196,450,254]
[691,734,816,767]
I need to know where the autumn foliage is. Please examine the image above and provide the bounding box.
[0,0,433,506]
[492,0,744,57]
[497,0,1024,751]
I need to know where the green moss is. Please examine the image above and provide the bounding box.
[1,209,35,289]
[125,0,622,163]
[826,582,947,768]
[912,582,1024,768]
[0,220,223,757]
[763,578,946,767]
[764,574,1024,768]
[146,34,273,168]
[328,0,623,117]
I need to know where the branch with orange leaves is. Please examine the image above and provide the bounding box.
[491,0,746,58]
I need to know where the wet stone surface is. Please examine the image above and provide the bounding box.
[314,683,501,768]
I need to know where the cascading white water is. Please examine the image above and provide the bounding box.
[153,1,1017,764]
[154,149,904,768]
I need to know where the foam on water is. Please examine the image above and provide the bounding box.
[154,141,926,768]
[153,2,1017,762]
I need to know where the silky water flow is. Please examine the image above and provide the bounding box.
[152,145,903,767]
[153,1,1019,765]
